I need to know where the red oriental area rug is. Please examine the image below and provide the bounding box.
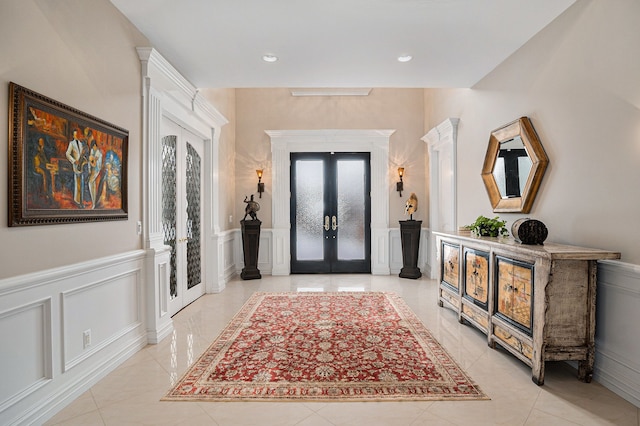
[162,292,488,402]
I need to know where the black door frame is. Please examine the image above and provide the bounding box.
[290,152,371,273]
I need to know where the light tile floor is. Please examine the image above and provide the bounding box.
[46,274,639,425]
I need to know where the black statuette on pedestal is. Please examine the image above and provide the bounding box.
[240,219,262,280]
[399,220,422,279]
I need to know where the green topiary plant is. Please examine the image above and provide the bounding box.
[466,215,509,238]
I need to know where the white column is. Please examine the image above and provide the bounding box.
[138,47,228,342]
[370,139,391,275]
[139,55,173,343]
[422,118,459,278]
[270,142,291,275]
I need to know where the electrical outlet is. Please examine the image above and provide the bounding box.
[229,215,233,223]
[137,221,142,235]
[83,329,91,349]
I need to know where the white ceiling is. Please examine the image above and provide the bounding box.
[110,0,575,89]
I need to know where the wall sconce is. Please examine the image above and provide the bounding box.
[256,169,264,198]
[396,167,404,197]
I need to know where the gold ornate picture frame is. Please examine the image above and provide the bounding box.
[8,82,128,226]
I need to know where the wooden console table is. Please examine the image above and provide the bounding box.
[433,231,620,385]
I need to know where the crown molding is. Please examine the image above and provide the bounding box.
[136,47,228,128]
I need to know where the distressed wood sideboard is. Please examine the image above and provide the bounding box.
[433,231,620,385]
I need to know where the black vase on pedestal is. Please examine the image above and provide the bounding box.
[240,219,261,280]
[399,220,422,279]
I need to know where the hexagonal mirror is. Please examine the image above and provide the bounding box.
[481,117,549,213]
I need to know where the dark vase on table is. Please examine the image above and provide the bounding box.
[399,220,422,279]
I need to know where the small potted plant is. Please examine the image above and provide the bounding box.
[466,215,509,238]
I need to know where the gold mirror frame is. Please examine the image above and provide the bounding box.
[481,117,548,213]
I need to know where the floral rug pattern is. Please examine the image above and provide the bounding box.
[163,292,488,401]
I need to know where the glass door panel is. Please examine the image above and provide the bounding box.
[295,160,325,261]
[185,142,202,290]
[336,159,366,261]
[162,119,204,316]
[161,135,178,299]
[291,152,370,273]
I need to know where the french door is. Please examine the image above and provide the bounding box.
[290,152,371,273]
[161,119,205,316]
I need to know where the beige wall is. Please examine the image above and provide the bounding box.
[235,88,426,227]
[425,0,640,264]
[0,0,148,278]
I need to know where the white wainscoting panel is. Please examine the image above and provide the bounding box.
[389,230,403,273]
[218,229,239,287]
[210,229,241,293]
[62,270,141,371]
[0,298,52,415]
[389,227,430,276]
[257,230,273,275]
[0,251,147,426]
[228,227,431,278]
[594,260,640,407]
[235,228,273,276]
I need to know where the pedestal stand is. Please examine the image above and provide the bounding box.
[399,220,422,279]
[240,219,261,280]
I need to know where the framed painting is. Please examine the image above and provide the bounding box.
[8,82,128,226]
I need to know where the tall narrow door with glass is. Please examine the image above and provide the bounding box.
[290,152,371,273]
[161,119,205,316]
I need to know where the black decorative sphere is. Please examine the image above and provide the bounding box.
[511,218,548,245]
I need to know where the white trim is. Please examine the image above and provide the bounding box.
[389,227,431,276]
[137,47,228,341]
[0,252,147,426]
[593,260,640,407]
[136,48,229,128]
[422,118,459,278]
[61,269,142,372]
[265,129,395,275]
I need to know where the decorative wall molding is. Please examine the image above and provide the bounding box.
[389,227,430,275]
[234,228,274,276]
[2,251,637,425]
[422,118,459,278]
[226,227,431,279]
[136,48,229,129]
[210,229,238,293]
[137,47,229,338]
[265,129,395,275]
[593,260,640,407]
[0,298,52,415]
[0,251,147,426]
[61,270,141,372]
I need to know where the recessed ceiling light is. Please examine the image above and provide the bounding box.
[262,54,278,63]
[397,55,413,63]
